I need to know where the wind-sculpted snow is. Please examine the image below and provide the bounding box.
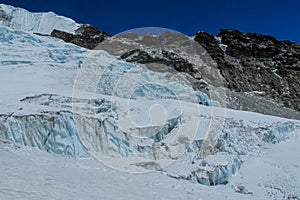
[0,4,79,34]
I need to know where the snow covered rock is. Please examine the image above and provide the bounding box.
[195,29,300,118]
[51,24,110,49]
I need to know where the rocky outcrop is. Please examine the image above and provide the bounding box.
[121,49,200,79]
[51,24,110,49]
[194,31,224,64]
[195,29,300,113]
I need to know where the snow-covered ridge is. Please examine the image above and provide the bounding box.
[0,4,80,34]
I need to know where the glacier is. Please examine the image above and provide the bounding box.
[0,4,300,200]
[0,23,213,170]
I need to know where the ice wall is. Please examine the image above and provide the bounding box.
[0,4,79,34]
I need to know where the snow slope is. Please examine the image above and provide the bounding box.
[0,4,300,200]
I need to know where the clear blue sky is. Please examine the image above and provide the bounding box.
[1,0,300,43]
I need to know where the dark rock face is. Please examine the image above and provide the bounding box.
[50,24,110,49]
[121,49,199,79]
[195,31,224,63]
[195,29,300,112]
